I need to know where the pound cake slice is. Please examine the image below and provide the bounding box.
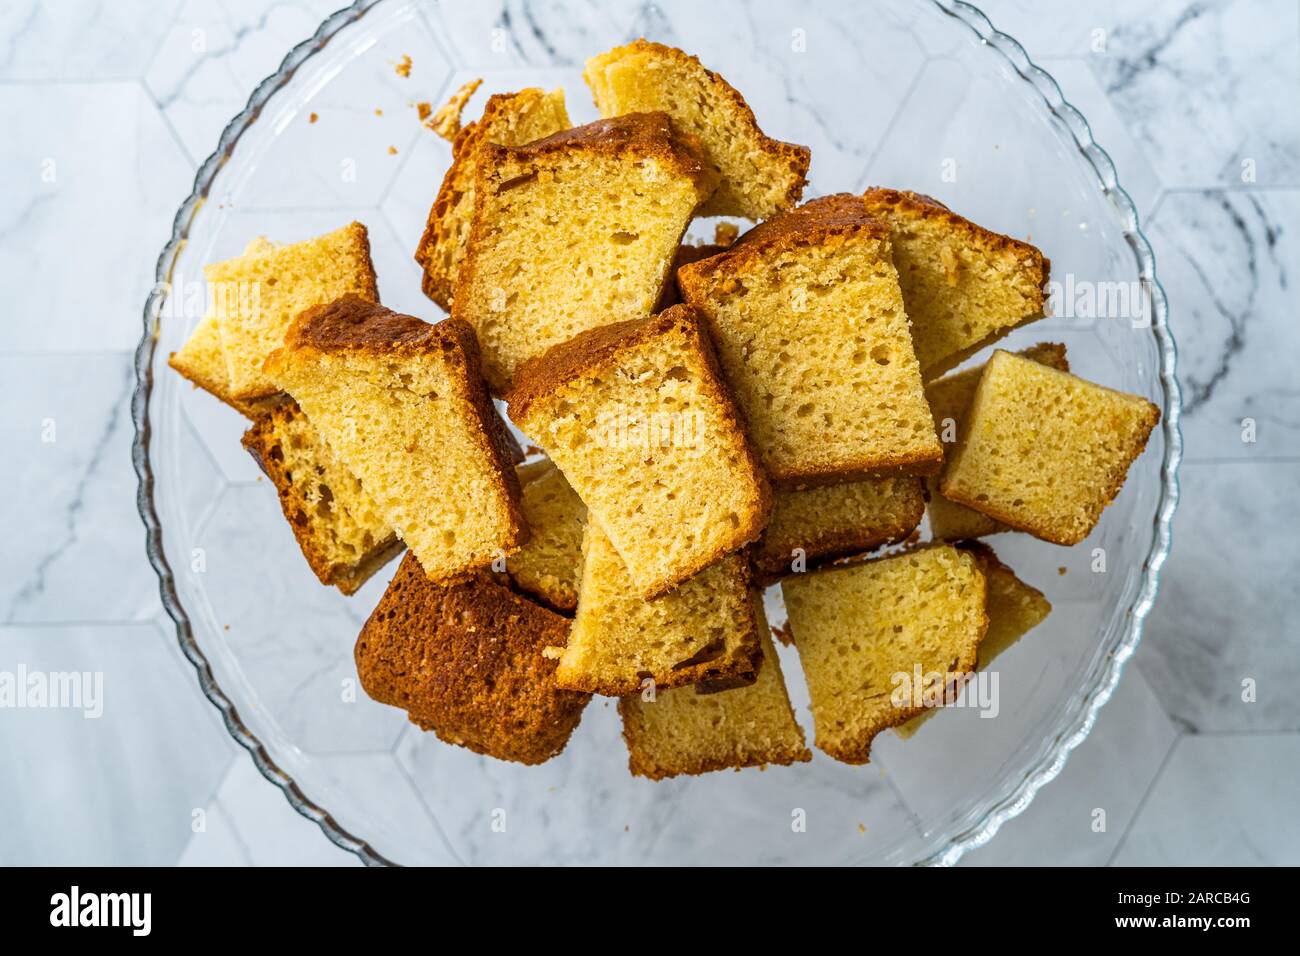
[940,350,1160,546]
[508,305,770,599]
[265,295,525,582]
[753,477,925,585]
[619,601,810,780]
[415,87,571,309]
[896,543,1051,739]
[679,194,942,484]
[507,459,586,612]
[584,40,809,220]
[782,544,988,764]
[209,222,379,399]
[925,342,1069,541]
[554,521,762,696]
[454,112,718,392]
[356,554,589,765]
[242,400,403,594]
[861,189,1049,379]
[168,315,282,419]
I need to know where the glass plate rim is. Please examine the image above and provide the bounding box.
[131,0,1184,868]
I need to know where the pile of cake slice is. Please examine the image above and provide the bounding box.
[169,40,1160,778]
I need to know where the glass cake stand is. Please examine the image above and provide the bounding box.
[133,0,1181,865]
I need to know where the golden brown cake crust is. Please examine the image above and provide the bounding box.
[679,194,886,286]
[270,294,527,556]
[502,111,710,179]
[655,243,725,313]
[355,554,589,764]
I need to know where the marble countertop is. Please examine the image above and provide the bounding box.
[0,0,1296,866]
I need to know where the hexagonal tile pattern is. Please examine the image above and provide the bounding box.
[426,0,639,67]
[0,0,182,80]
[0,622,233,865]
[0,82,191,351]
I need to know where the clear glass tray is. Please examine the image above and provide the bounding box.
[133,0,1181,865]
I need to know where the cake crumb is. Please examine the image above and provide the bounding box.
[387,145,398,155]
[395,54,412,77]
[713,221,739,247]
[770,622,794,647]
[374,108,383,117]
[429,77,483,141]
[857,823,866,834]
[308,112,318,124]
[1058,566,1067,576]
[223,624,230,631]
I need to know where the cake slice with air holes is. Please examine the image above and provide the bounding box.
[506,459,586,613]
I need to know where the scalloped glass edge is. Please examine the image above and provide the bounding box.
[131,0,1183,868]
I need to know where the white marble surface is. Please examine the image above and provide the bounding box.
[0,0,1296,866]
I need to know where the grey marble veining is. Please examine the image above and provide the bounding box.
[0,0,1297,865]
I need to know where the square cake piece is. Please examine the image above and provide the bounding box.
[940,350,1160,546]
[679,194,942,484]
[207,223,379,400]
[554,521,762,696]
[584,40,809,220]
[453,112,718,392]
[241,400,403,594]
[416,87,571,309]
[265,295,525,582]
[861,189,1049,379]
[355,554,589,765]
[508,305,770,598]
[619,602,811,780]
[752,477,925,585]
[925,342,1069,541]
[506,459,586,612]
[782,544,988,763]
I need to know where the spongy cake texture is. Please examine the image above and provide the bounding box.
[584,40,809,220]
[679,194,942,484]
[416,87,571,309]
[753,477,925,584]
[509,305,770,599]
[265,295,525,582]
[208,222,379,399]
[555,521,761,696]
[241,400,403,594]
[355,554,589,764]
[619,606,810,780]
[508,459,586,612]
[453,112,717,392]
[940,350,1160,546]
[924,342,1068,541]
[782,545,988,763]
[861,189,1048,379]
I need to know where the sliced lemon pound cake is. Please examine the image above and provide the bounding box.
[925,342,1069,541]
[939,350,1160,546]
[861,188,1049,379]
[553,521,762,696]
[356,554,590,765]
[678,194,942,484]
[619,607,810,780]
[509,305,770,598]
[453,112,718,392]
[507,459,586,612]
[241,400,403,594]
[207,223,379,400]
[782,545,988,763]
[416,87,571,309]
[753,477,925,585]
[265,295,525,582]
[584,40,809,220]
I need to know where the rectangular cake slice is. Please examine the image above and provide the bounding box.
[241,400,403,594]
[679,194,942,484]
[168,315,281,419]
[925,342,1069,541]
[453,112,718,392]
[940,350,1160,546]
[506,459,586,612]
[752,477,925,584]
[584,40,809,220]
[619,601,811,780]
[554,520,762,696]
[356,554,589,765]
[265,295,525,582]
[208,223,379,400]
[508,305,770,598]
[782,544,988,763]
[415,87,571,310]
[861,188,1049,379]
